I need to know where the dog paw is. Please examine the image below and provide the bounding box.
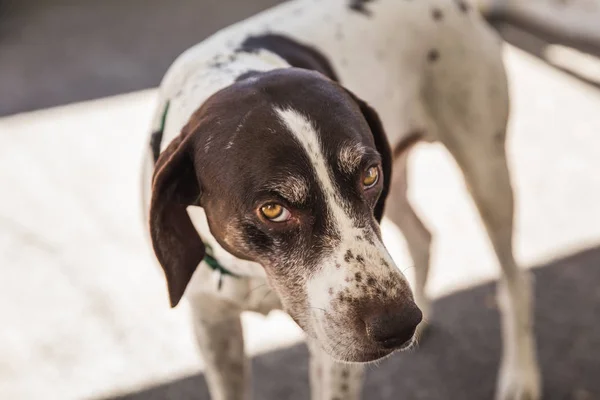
[496,362,541,400]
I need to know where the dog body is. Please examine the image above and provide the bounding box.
[143,1,540,399]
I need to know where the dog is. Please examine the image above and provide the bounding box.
[142,0,540,399]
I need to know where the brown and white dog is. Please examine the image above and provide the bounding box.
[142,0,540,399]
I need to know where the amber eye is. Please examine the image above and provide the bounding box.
[363,166,379,188]
[260,203,291,222]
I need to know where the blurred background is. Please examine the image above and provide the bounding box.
[1,0,599,399]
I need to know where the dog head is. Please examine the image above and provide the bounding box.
[150,68,421,362]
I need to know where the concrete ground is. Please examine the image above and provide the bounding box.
[1,2,600,400]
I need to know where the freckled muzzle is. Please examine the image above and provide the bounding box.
[308,252,423,362]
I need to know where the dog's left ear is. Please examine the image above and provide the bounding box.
[344,90,392,222]
[149,133,205,307]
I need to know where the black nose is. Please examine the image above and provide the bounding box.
[365,301,422,349]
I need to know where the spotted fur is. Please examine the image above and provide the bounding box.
[142,0,540,399]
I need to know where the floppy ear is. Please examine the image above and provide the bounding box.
[149,134,205,307]
[344,90,393,222]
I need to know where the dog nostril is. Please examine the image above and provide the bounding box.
[365,301,422,349]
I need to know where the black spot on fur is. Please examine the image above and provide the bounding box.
[349,0,376,16]
[341,369,350,378]
[380,258,389,267]
[432,8,443,20]
[355,272,362,282]
[341,383,349,392]
[355,235,363,241]
[427,49,440,63]
[235,70,260,82]
[238,34,339,81]
[495,130,505,144]
[367,277,376,286]
[356,255,365,264]
[456,0,470,12]
[344,250,354,262]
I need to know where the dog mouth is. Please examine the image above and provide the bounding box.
[314,317,418,363]
[322,337,416,363]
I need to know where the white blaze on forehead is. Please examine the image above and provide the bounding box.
[274,107,354,234]
[274,109,408,320]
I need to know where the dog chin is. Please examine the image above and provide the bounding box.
[323,336,417,364]
[334,348,394,363]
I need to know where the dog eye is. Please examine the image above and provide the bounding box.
[260,203,291,222]
[362,166,379,188]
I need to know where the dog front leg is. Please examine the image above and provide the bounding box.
[448,138,540,400]
[189,292,249,400]
[307,340,364,400]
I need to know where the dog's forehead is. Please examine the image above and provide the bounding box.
[206,70,377,158]
[192,69,379,206]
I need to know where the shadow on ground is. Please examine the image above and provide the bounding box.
[3,1,600,117]
[0,0,284,116]
[101,246,600,400]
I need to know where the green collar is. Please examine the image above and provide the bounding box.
[204,243,239,289]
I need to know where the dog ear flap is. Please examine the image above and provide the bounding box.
[344,90,393,222]
[149,134,205,307]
